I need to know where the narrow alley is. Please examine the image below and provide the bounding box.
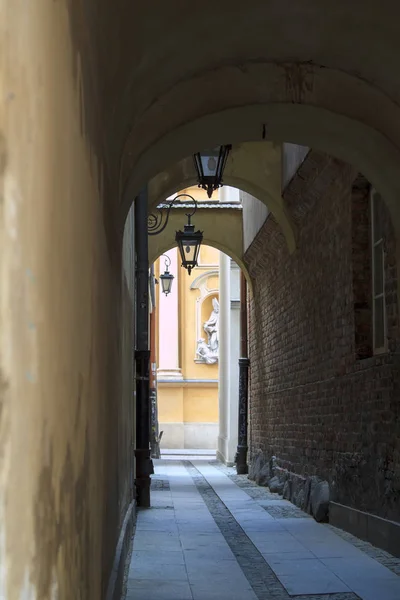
[125,458,400,600]
[5,4,400,598]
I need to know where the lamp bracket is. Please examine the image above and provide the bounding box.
[148,194,198,236]
[160,253,172,271]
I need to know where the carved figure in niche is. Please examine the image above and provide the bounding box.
[196,338,218,364]
[196,297,219,364]
[204,297,219,352]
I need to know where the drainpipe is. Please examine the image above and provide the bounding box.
[236,271,250,474]
[149,266,160,459]
[135,188,154,507]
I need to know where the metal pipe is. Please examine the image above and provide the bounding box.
[149,266,160,459]
[135,188,154,507]
[236,272,250,474]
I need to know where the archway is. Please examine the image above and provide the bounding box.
[152,242,244,465]
[147,142,297,254]
[147,196,252,285]
[150,183,251,464]
[119,64,400,252]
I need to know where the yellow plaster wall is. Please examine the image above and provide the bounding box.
[199,245,220,266]
[158,385,218,424]
[157,386,184,423]
[183,387,219,422]
[207,275,219,290]
[0,2,135,597]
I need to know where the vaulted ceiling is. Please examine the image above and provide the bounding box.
[75,1,400,236]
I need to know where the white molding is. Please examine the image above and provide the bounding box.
[190,269,219,290]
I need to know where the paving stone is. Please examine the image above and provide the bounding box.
[326,524,400,576]
[126,579,193,600]
[123,459,400,600]
[184,461,359,600]
[129,562,188,581]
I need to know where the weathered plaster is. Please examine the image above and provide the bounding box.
[0,1,134,598]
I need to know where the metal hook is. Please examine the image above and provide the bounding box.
[148,193,198,236]
[160,253,172,270]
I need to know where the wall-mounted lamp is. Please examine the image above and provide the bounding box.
[148,194,203,275]
[159,254,174,296]
[193,145,232,198]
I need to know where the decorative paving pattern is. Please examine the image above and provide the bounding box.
[126,460,400,600]
[263,505,312,519]
[184,461,359,600]
[214,458,400,577]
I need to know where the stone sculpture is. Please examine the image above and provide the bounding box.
[196,298,219,364]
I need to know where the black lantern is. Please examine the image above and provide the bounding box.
[148,194,203,276]
[159,255,174,296]
[175,212,203,276]
[193,145,232,198]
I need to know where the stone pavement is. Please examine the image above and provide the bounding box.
[125,460,400,600]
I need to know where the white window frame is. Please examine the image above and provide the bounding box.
[371,188,387,354]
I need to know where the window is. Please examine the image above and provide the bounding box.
[371,189,387,353]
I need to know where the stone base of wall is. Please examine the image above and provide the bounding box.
[105,500,136,600]
[330,502,400,558]
[249,452,330,522]
[160,422,218,449]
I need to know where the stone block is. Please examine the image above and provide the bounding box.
[268,476,284,494]
[258,464,272,487]
[282,479,292,500]
[248,452,264,481]
[304,476,319,515]
[292,477,306,508]
[330,501,400,558]
[296,488,306,510]
[329,501,368,541]
[311,480,330,522]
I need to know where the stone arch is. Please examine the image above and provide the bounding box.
[190,270,219,292]
[150,239,251,291]
[120,63,400,249]
[147,144,296,253]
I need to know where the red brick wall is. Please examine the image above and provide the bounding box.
[245,152,400,521]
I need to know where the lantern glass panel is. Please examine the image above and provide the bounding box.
[199,148,219,178]
[175,225,203,275]
[160,272,174,295]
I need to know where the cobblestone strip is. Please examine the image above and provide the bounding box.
[213,460,400,577]
[184,461,359,600]
[264,505,313,519]
[211,461,279,500]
